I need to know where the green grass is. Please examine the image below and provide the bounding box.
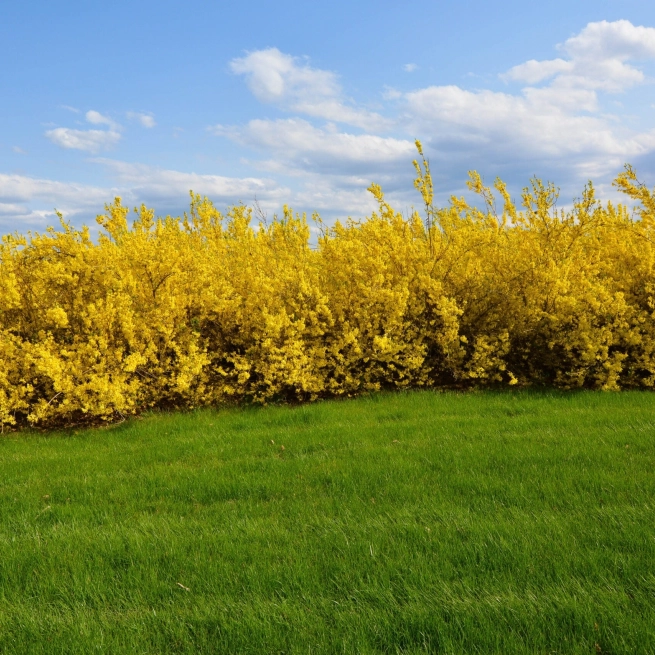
[1,390,654,654]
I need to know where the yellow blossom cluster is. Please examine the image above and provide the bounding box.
[1,144,655,429]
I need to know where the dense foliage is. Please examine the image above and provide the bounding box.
[2,143,655,428]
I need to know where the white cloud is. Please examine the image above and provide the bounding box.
[404,83,655,181]
[210,20,655,212]
[45,110,123,153]
[0,173,117,230]
[211,118,414,175]
[91,159,290,205]
[504,20,655,93]
[10,20,655,234]
[0,163,293,233]
[12,146,27,154]
[230,48,391,131]
[0,173,109,205]
[564,19,655,61]
[405,85,603,150]
[0,202,33,216]
[284,173,380,217]
[85,110,120,129]
[45,127,122,153]
[398,20,655,183]
[127,111,156,128]
[403,63,418,72]
[231,48,337,103]
[502,58,572,84]
[382,86,403,100]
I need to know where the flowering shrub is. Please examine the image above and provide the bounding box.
[2,144,655,429]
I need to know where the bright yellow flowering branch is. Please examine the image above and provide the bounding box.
[1,145,655,430]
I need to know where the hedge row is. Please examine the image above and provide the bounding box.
[1,144,654,428]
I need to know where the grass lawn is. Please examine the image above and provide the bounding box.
[0,390,654,654]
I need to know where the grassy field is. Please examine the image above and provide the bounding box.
[0,390,654,654]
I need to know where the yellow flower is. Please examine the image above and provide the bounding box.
[1,146,655,430]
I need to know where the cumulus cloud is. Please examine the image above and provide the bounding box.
[396,19,655,183]
[0,173,109,205]
[45,128,122,153]
[407,85,611,153]
[212,118,414,175]
[0,172,117,231]
[127,112,156,128]
[92,158,376,220]
[0,163,293,233]
[403,63,418,72]
[45,110,122,153]
[11,20,655,234]
[93,158,289,204]
[404,84,655,183]
[211,21,655,210]
[85,110,120,129]
[230,48,391,131]
[504,19,655,92]
[502,58,572,85]
[0,202,35,217]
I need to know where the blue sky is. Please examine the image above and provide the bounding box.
[2,0,655,233]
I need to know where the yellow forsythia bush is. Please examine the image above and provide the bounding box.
[1,142,655,429]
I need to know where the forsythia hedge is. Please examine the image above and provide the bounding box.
[2,142,655,429]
